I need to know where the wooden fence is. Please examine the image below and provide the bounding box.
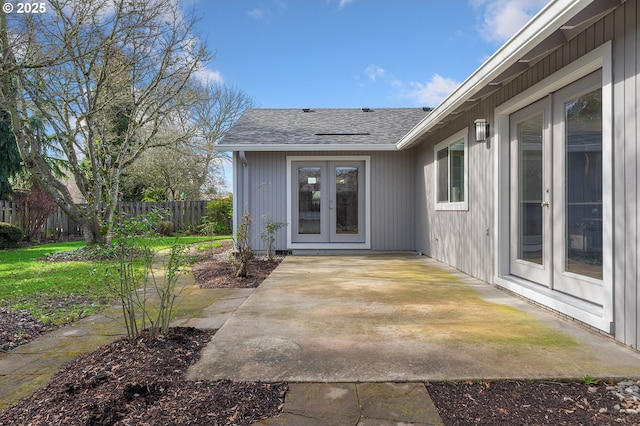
[0,200,208,239]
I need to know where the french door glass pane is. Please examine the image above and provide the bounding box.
[565,88,603,279]
[335,166,358,234]
[298,167,321,234]
[518,114,543,264]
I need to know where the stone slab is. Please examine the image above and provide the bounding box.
[357,382,443,425]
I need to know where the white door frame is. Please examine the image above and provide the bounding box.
[286,155,371,250]
[493,42,613,333]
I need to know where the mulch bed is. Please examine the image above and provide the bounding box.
[0,327,287,426]
[427,380,639,425]
[0,307,53,352]
[191,240,282,289]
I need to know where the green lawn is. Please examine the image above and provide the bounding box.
[0,236,225,326]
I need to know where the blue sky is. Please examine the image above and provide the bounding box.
[194,0,548,109]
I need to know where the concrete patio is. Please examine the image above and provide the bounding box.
[187,254,640,383]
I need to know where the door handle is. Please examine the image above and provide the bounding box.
[541,201,549,208]
[329,200,334,210]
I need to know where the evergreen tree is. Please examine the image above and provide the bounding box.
[0,109,21,199]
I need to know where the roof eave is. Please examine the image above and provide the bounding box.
[395,0,596,150]
[214,143,399,152]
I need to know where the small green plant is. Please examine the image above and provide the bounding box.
[581,375,600,385]
[149,242,187,334]
[260,215,286,261]
[200,218,219,257]
[0,222,24,248]
[109,215,155,342]
[108,211,187,343]
[234,212,253,278]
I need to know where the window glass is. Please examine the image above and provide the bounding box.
[517,114,543,264]
[437,148,449,202]
[450,140,465,202]
[335,166,359,234]
[298,167,321,234]
[565,88,602,279]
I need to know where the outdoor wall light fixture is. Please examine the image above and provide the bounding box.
[474,119,489,143]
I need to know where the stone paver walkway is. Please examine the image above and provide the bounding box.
[257,382,443,425]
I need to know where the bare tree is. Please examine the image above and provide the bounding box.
[120,82,252,201]
[188,82,253,197]
[1,0,210,244]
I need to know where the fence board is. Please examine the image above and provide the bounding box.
[0,200,208,239]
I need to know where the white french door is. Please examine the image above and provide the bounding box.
[509,70,605,305]
[509,98,552,287]
[291,160,366,244]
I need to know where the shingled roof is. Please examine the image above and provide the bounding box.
[216,108,431,151]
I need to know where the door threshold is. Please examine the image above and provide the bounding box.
[494,275,613,333]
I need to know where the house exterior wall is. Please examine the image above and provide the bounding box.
[611,0,639,349]
[415,124,494,283]
[234,150,416,252]
[414,2,640,348]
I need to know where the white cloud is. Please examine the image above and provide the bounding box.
[472,0,547,43]
[403,74,460,107]
[337,0,355,8]
[248,1,286,23]
[248,8,269,22]
[364,65,385,82]
[194,67,224,84]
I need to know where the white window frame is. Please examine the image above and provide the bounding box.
[434,128,469,211]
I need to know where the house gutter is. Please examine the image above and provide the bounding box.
[395,0,595,150]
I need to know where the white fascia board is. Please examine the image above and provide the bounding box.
[214,144,398,152]
[395,0,595,150]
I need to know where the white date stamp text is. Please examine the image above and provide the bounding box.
[3,2,48,14]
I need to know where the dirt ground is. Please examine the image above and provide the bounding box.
[1,241,638,425]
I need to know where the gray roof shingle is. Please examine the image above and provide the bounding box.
[217,108,431,150]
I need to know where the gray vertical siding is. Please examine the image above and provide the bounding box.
[612,0,639,349]
[236,150,416,252]
[370,149,416,251]
[246,152,288,252]
[413,2,640,348]
[415,120,494,284]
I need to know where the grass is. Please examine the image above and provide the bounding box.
[0,235,223,326]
